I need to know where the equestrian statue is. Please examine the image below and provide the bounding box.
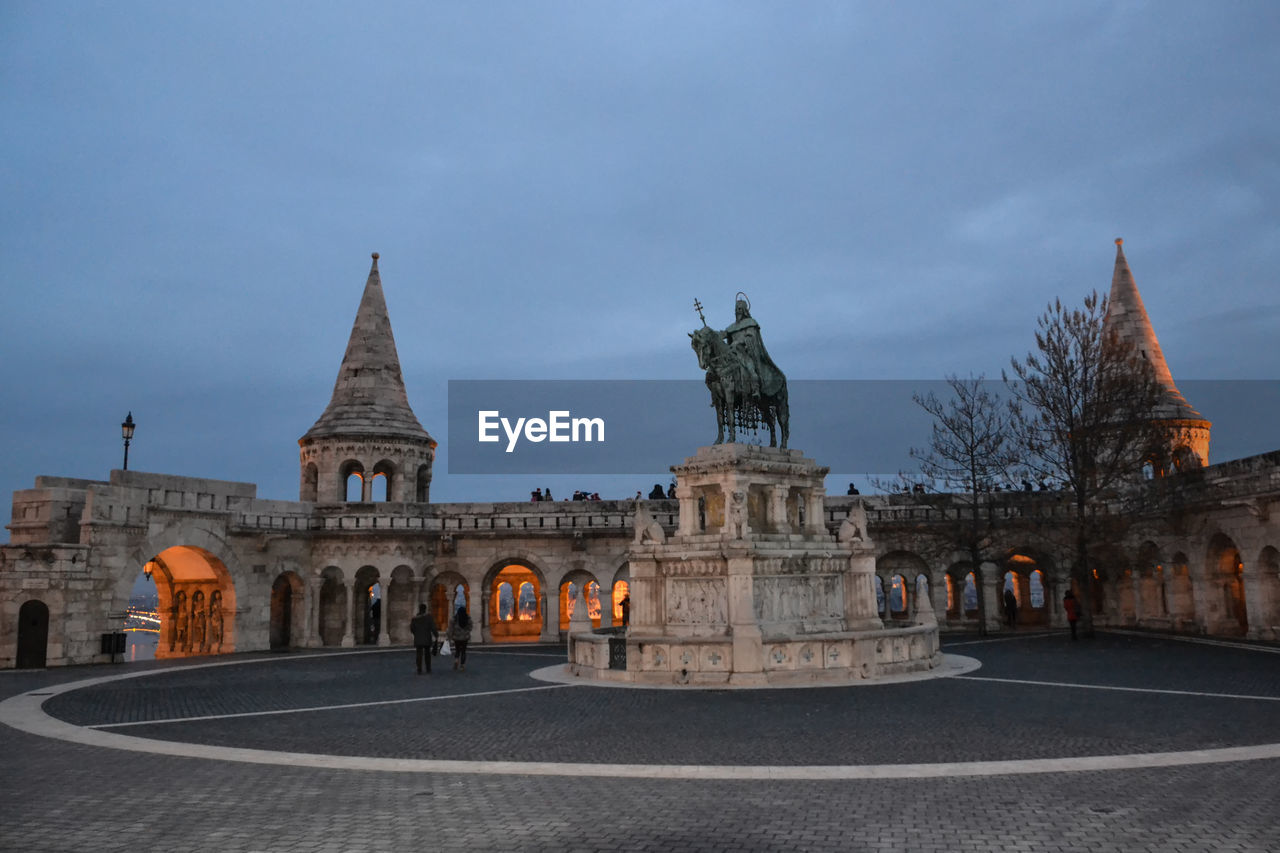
[689,293,790,448]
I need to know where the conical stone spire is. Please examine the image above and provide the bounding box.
[302,253,432,442]
[1103,238,1204,421]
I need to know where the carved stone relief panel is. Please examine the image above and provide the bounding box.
[665,578,727,625]
[754,575,844,623]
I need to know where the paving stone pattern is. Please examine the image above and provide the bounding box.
[3,633,1279,852]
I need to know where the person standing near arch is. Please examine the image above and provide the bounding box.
[449,605,473,671]
[1062,590,1080,640]
[410,604,439,674]
[1004,586,1018,628]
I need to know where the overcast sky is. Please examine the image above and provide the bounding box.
[2,2,1277,536]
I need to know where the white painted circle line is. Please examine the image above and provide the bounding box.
[3,654,1279,780]
[530,655,981,690]
[953,674,1280,703]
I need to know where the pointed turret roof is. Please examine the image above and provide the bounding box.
[301,253,433,443]
[1103,239,1204,421]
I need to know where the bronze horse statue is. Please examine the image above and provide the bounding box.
[690,325,790,448]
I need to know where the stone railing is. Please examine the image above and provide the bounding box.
[231,500,681,535]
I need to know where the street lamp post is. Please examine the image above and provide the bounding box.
[121,412,135,470]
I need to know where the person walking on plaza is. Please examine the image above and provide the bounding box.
[1062,589,1080,640]
[410,604,439,675]
[449,605,473,671]
[1003,586,1018,628]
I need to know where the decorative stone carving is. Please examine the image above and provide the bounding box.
[666,578,727,625]
[633,502,667,545]
[839,501,867,543]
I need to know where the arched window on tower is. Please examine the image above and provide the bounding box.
[341,461,365,502]
[372,460,395,502]
[345,472,363,502]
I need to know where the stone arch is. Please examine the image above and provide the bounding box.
[945,561,979,622]
[877,551,927,620]
[340,460,365,502]
[483,558,549,642]
[1003,551,1051,626]
[270,570,304,649]
[371,459,396,502]
[558,567,602,631]
[318,566,346,646]
[429,570,471,632]
[352,565,382,645]
[611,561,631,624]
[16,598,50,669]
[1207,533,1247,635]
[125,533,239,660]
[1088,544,1126,617]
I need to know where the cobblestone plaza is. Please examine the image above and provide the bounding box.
[2,631,1277,852]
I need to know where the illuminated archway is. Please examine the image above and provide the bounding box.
[490,564,542,641]
[143,545,238,659]
[559,571,601,631]
[612,579,631,624]
[1208,534,1247,635]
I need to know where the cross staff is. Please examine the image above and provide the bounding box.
[694,298,705,324]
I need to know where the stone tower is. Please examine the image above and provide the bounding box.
[1103,238,1211,472]
[298,253,436,503]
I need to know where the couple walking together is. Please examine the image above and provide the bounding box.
[410,604,473,674]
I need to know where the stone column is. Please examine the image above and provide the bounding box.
[377,578,392,647]
[304,574,322,647]
[1130,573,1144,627]
[361,474,372,502]
[980,562,1002,633]
[597,581,613,628]
[1189,568,1214,634]
[340,581,355,647]
[770,485,790,534]
[676,485,698,536]
[480,586,493,643]
[1241,557,1273,640]
[805,489,825,535]
[541,585,560,641]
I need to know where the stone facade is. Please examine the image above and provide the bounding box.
[3,246,1278,668]
[567,444,940,685]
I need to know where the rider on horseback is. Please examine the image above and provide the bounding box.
[723,294,784,400]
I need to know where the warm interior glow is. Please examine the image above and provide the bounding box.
[612,580,630,620]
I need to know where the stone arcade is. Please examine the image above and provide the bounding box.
[2,244,1279,668]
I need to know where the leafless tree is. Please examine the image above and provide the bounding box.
[909,374,1019,635]
[1005,292,1170,636]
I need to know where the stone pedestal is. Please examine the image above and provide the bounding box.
[567,445,941,685]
